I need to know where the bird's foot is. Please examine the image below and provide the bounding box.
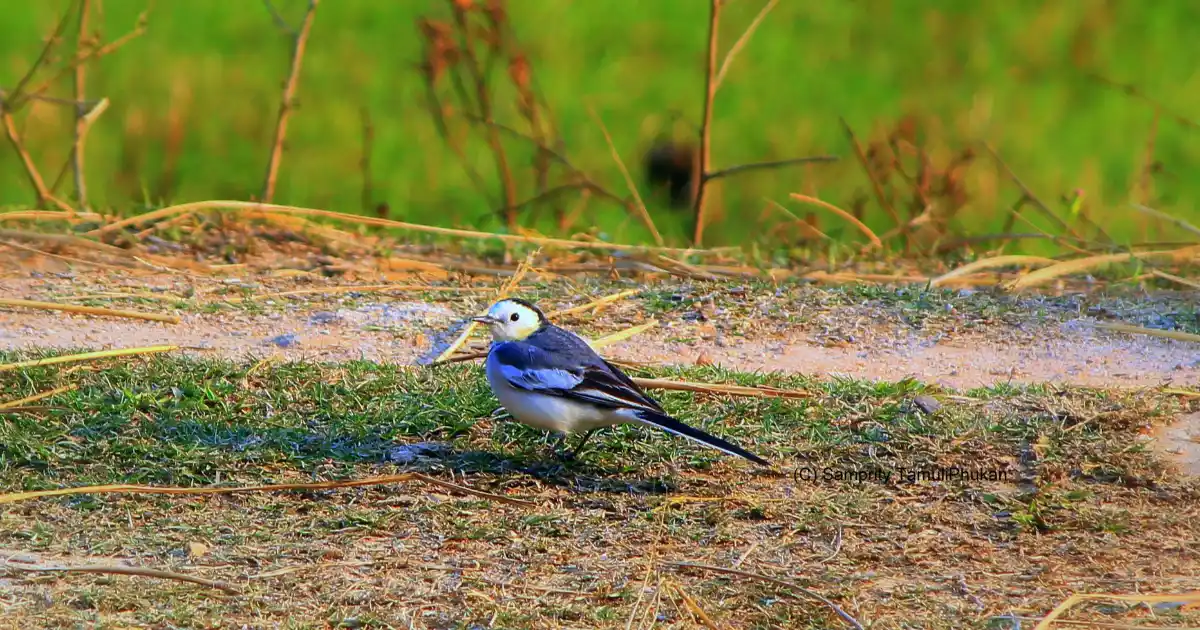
[548,433,574,462]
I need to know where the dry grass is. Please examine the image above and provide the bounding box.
[0,351,1197,628]
[1,236,1199,627]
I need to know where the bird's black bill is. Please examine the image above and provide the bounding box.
[634,411,770,467]
[472,316,499,324]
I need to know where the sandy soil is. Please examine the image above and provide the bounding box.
[2,270,1198,474]
[1,294,1196,391]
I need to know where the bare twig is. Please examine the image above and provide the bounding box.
[712,0,779,91]
[0,298,180,323]
[789,193,881,249]
[261,0,299,36]
[1083,72,1200,131]
[1093,321,1200,344]
[5,0,78,108]
[449,1,518,229]
[0,4,77,211]
[0,473,533,507]
[667,562,864,630]
[628,377,810,400]
[463,114,635,217]
[431,249,538,364]
[20,8,152,107]
[0,346,177,374]
[764,198,830,241]
[839,118,902,237]
[0,383,78,410]
[708,155,838,181]
[0,406,67,415]
[1,111,74,212]
[692,0,722,246]
[417,24,498,207]
[224,284,489,303]
[0,238,136,272]
[982,142,1078,238]
[71,0,92,211]
[1137,108,1160,207]
[1033,590,1200,630]
[262,0,319,203]
[501,182,628,220]
[1152,269,1200,290]
[1131,203,1200,239]
[545,289,642,319]
[669,580,724,630]
[360,105,375,213]
[2,554,240,595]
[52,97,109,203]
[89,200,720,255]
[465,114,578,171]
[587,105,662,246]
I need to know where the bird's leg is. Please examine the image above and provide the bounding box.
[549,433,569,459]
[567,429,599,460]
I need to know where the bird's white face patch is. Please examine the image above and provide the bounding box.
[478,299,542,341]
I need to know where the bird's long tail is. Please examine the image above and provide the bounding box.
[633,410,770,467]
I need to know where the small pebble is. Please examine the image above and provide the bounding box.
[913,395,942,414]
[266,333,299,348]
[309,311,341,325]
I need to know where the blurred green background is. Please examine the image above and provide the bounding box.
[1,0,1197,249]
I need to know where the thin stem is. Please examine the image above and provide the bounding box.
[691,0,721,246]
[261,0,319,203]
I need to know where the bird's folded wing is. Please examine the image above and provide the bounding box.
[491,342,664,413]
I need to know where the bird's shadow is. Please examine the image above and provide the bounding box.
[386,441,680,496]
[107,417,681,497]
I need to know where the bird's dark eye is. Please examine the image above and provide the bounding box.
[510,312,520,322]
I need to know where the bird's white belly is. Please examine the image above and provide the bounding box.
[485,355,629,434]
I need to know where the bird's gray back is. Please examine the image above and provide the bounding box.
[520,325,609,370]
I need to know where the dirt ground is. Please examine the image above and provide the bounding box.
[3,248,1200,628]
[3,265,1199,480]
[2,274,1198,390]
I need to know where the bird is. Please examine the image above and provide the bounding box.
[471,297,769,466]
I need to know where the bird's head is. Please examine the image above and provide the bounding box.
[472,298,547,341]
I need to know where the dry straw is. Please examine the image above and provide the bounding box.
[432,248,539,364]
[0,473,531,507]
[0,345,177,373]
[0,297,180,323]
[2,552,239,595]
[1006,246,1200,291]
[788,193,882,249]
[928,255,1058,287]
[0,383,78,409]
[86,200,714,256]
[224,283,491,303]
[1094,321,1200,344]
[1033,590,1200,629]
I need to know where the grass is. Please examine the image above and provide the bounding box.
[1,1,1199,249]
[1,351,1198,627]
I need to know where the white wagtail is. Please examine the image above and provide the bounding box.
[472,298,769,466]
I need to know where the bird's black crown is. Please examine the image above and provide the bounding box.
[506,297,548,324]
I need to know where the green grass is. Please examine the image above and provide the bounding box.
[0,352,1196,627]
[1,1,1198,250]
[0,350,1183,515]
